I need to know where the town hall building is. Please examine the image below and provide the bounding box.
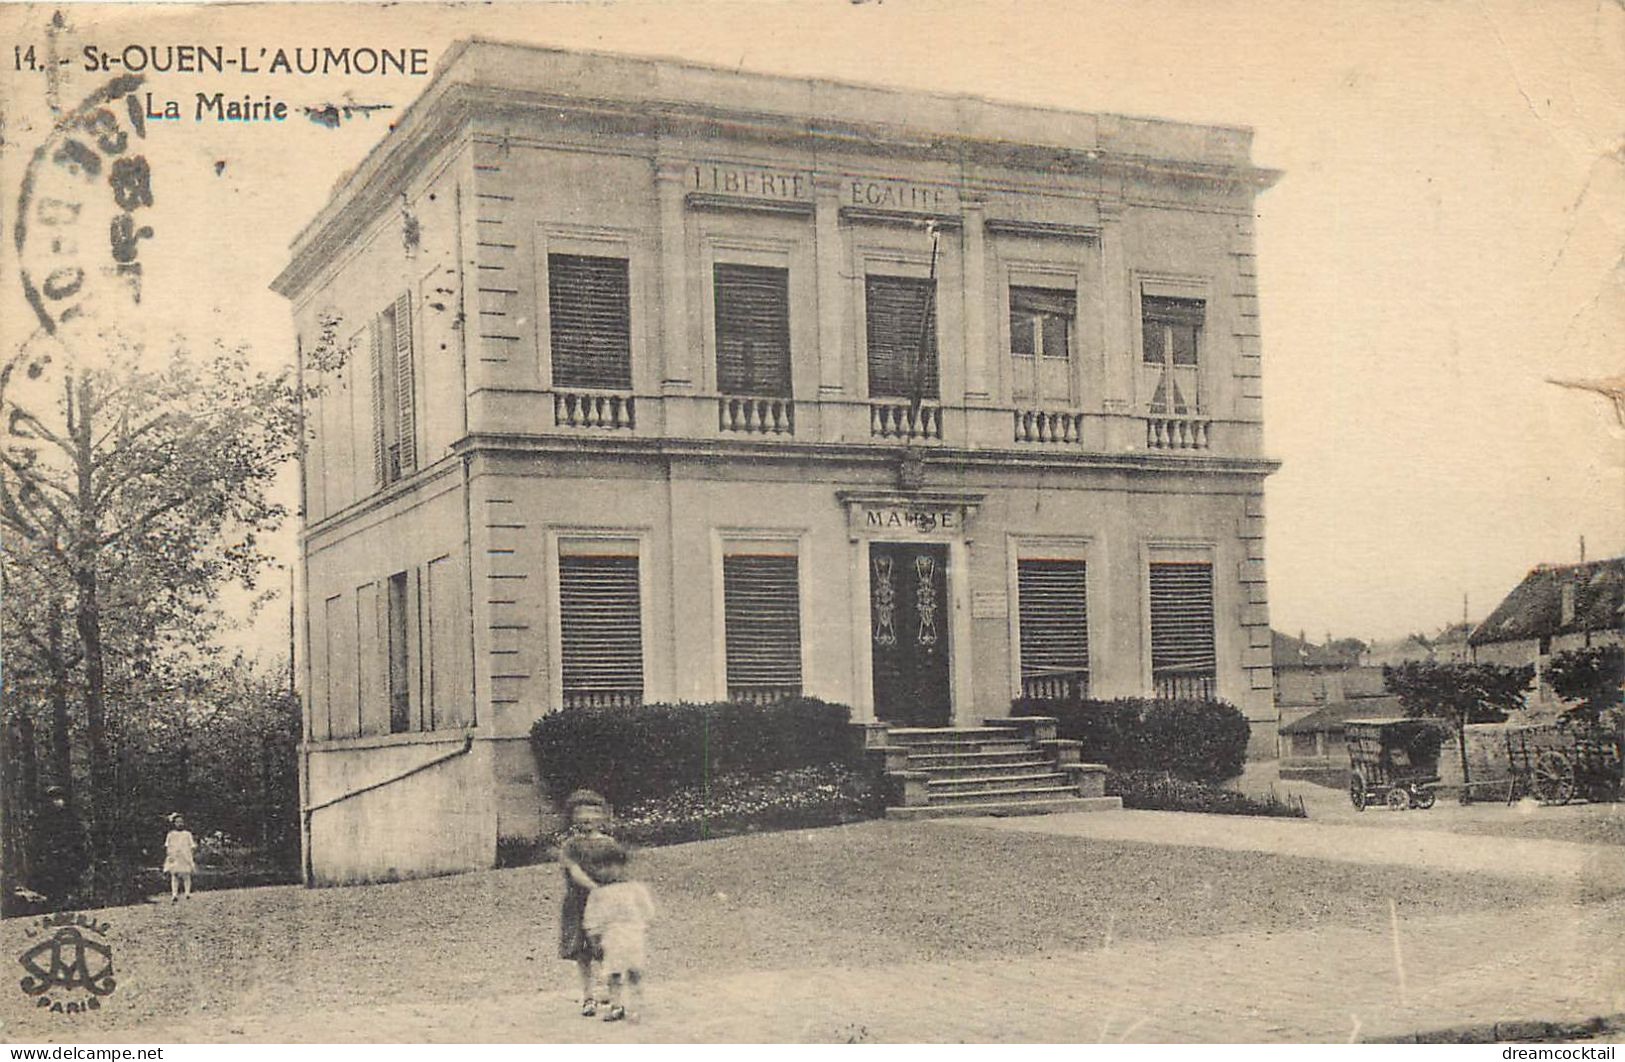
[274,39,1282,884]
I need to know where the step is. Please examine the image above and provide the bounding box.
[927,771,1069,791]
[906,749,1045,768]
[928,783,1081,805]
[886,795,1124,820]
[911,760,1057,780]
[887,727,1022,744]
[897,739,1033,756]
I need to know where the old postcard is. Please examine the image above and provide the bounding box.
[1,0,1621,1046]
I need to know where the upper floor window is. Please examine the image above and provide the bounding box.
[1141,295,1204,415]
[548,253,632,391]
[1010,286,1076,405]
[865,275,938,400]
[370,293,416,488]
[714,263,791,397]
[1149,560,1216,700]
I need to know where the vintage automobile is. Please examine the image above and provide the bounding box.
[1344,718,1446,811]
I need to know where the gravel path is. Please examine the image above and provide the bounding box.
[2,819,1612,1043]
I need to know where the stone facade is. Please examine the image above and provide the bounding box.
[274,41,1282,883]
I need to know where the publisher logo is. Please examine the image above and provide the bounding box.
[17,913,116,1015]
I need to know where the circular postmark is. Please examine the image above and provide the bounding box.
[16,912,117,1016]
[14,72,153,339]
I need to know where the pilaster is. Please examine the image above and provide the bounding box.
[656,161,693,391]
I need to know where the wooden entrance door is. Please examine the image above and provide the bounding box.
[869,542,951,727]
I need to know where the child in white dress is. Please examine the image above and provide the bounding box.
[163,814,196,902]
[581,846,655,1022]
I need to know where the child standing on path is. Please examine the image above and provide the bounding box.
[557,790,623,1016]
[582,845,655,1023]
[163,814,196,902]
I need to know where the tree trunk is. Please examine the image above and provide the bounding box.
[71,375,114,895]
[1457,713,1471,801]
[47,601,73,801]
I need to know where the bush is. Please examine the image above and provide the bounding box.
[530,697,861,809]
[1107,768,1306,817]
[1012,697,1250,783]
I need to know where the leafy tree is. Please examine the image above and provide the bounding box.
[0,336,300,900]
[1383,660,1533,792]
[1545,646,1625,723]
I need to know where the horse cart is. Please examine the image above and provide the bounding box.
[1345,718,1446,811]
[1504,718,1623,806]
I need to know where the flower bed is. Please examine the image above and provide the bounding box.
[1107,768,1306,817]
[569,763,881,850]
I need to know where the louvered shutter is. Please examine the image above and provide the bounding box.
[1017,560,1089,699]
[1143,295,1206,327]
[558,554,643,708]
[368,319,386,487]
[865,275,938,399]
[1149,562,1216,679]
[714,264,791,397]
[723,555,802,701]
[548,254,632,390]
[393,292,417,474]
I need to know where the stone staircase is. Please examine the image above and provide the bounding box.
[861,716,1123,820]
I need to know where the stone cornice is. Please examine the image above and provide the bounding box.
[272,40,1281,302]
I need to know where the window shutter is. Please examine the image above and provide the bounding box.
[548,254,632,390]
[865,275,938,399]
[723,555,802,700]
[558,554,643,707]
[714,264,791,397]
[1017,560,1088,698]
[368,319,386,487]
[393,292,416,474]
[1149,562,1216,676]
[1142,295,1206,327]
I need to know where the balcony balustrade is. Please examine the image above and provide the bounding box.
[869,400,943,442]
[718,395,795,435]
[1013,409,1085,445]
[1144,414,1211,451]
[553,389,636,430]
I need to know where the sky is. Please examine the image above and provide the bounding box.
[2,0,1621,653]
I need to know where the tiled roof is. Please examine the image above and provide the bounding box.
[1271,630,1362,669]
[1469,557,1625,647]
[1278,695,1406,735]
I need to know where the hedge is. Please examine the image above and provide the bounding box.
[530,697,862,809]
[1012,697,1250,783]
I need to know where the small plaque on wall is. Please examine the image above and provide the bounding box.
[972,591,1008,619]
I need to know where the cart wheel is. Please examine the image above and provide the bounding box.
[1414,788,1437,810]
[1532,751,1576,806]
[1386,787,1411,811]
[1350,770,1368,811]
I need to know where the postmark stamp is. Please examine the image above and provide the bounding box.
[14,72,153,338]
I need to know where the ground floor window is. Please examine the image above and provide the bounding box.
[558,550,643,709]
[1149,560,1216,699]
[387,571,412,732]
[722,553,802,703]
[1016,558,1089,700]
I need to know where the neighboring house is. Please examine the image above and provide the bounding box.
[1273,630,1390,762]
[1469,557,1625,698]
[1278,695,1405,764]
[274,41,1283,884]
